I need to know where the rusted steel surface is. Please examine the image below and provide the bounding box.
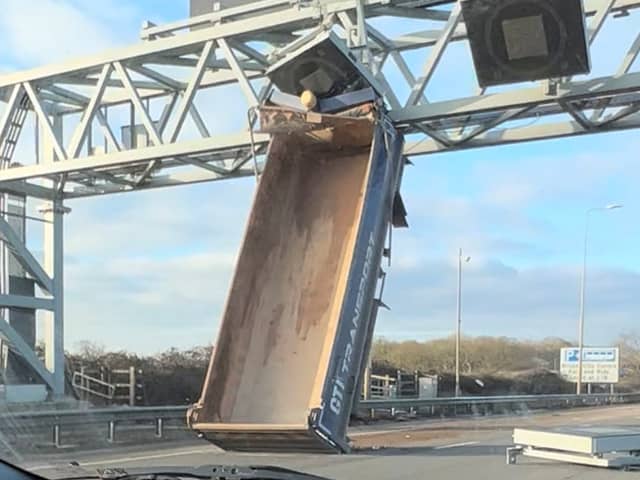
[190,107,404,453]
[258,104,376,136]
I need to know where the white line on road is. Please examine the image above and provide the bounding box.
[29,447,215,471]
[433,441,479,450]
[350,429,402,437]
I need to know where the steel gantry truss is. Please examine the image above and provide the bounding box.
[0,0,639,396]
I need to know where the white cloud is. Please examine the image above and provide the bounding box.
[59,179,639,354]
[377,257,640,345]
[65,180,255,258]
[0,0,140,68]
[1,1,635,357]
[65,250,238,354]
[61,180,256,353]
[474,139,640,208]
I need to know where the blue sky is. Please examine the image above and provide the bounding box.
[0,0,638,353]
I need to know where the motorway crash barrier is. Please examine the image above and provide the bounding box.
[1,393,639,449]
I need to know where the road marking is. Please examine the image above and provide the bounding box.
[350,429,401,437]
[351,421,459,437]
[433,441,479,450]
[29,447,215,471]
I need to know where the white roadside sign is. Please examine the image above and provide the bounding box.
[560,347,619,383]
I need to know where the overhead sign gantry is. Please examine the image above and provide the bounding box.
[0,0,638,397]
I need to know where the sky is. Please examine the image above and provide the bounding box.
[0,0,638,354]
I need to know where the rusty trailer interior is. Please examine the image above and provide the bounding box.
[188,105,405,453]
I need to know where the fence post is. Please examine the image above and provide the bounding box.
[53,424,61,448]
[129,366,136,407]
[155,418,164,438]
[363,366,371,400]
[107,421,116,443]
[80,366,86,401]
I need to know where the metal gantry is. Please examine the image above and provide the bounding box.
[0,0,638,396]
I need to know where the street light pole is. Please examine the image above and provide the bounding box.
[576,204,622,395]
[455,248,470,397]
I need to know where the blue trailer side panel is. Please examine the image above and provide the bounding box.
[313,121,404,451]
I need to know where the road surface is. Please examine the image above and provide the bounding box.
[28,404,640,479]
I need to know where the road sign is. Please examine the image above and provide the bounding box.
[560,347,619,383]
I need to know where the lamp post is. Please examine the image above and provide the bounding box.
[576,204,622,394]
[455,248,471,397]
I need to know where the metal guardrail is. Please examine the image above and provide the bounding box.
[0,393,638,448]
[359,392,640,410]
[0,405,187,447]
[0,405,187,424]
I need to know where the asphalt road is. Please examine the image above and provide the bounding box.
[26,404,640,480]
